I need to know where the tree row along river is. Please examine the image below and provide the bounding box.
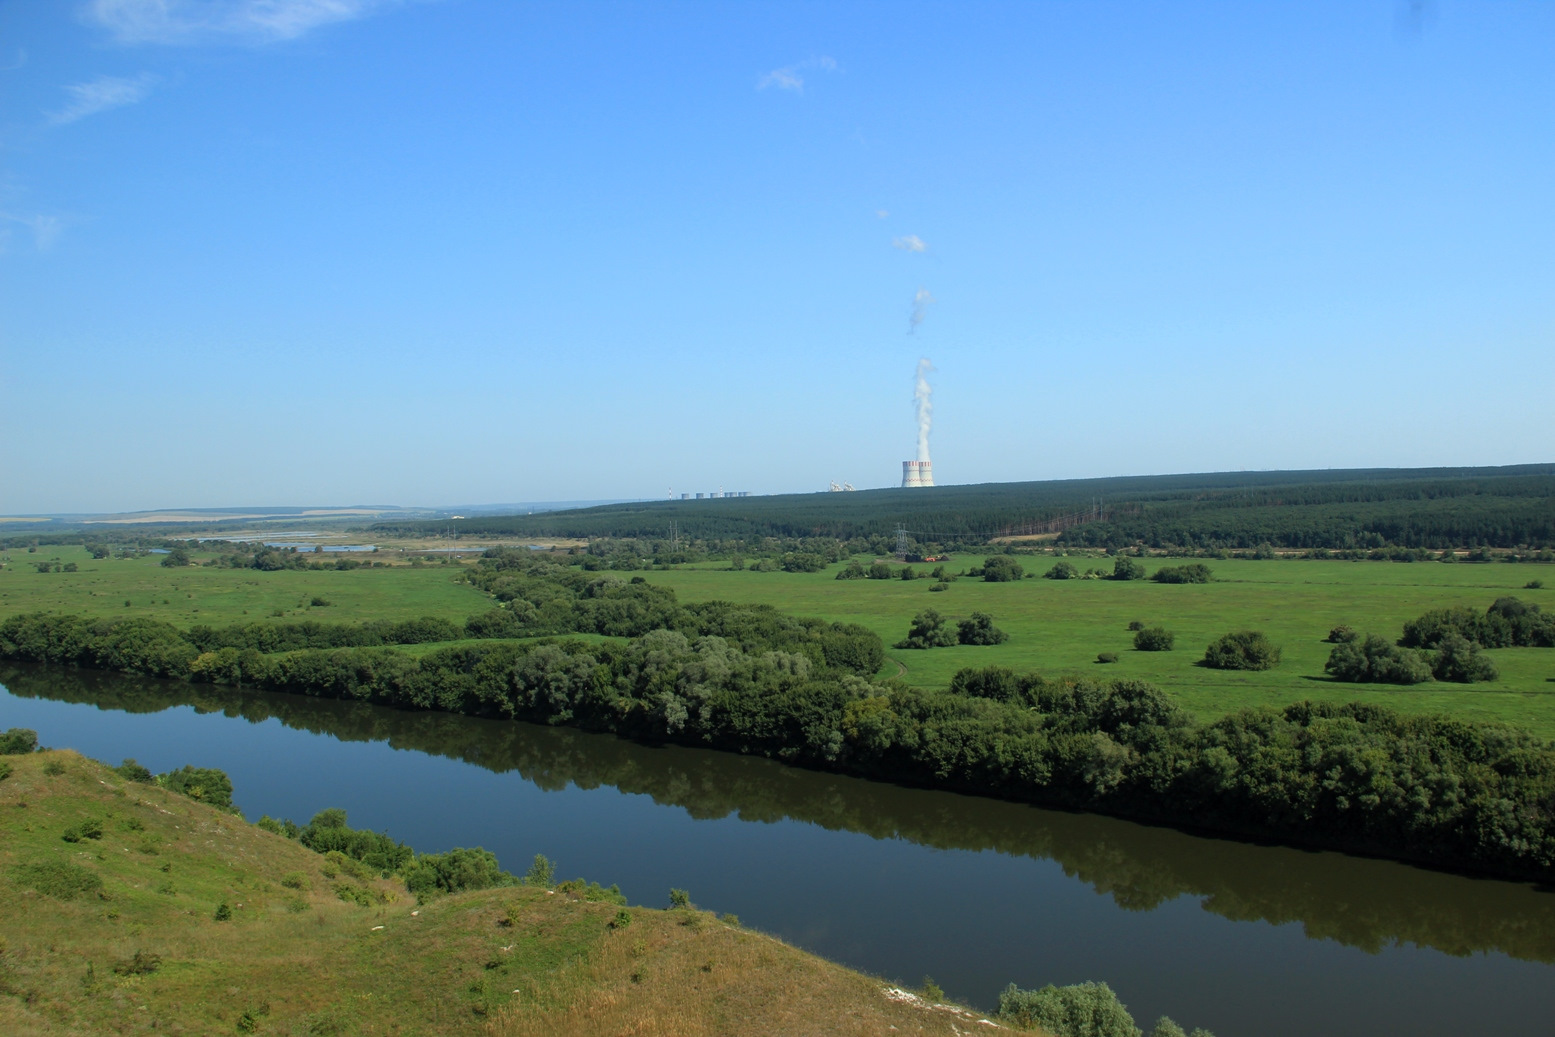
[3,662,1553,1037]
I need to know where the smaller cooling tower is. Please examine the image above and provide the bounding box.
[901,460,934,488]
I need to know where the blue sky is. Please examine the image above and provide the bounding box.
[1,1,1551,513]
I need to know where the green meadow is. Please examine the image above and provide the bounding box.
[4,544,1554,738]
[650,555,1555,737]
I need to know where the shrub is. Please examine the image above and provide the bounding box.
[1,728,39,754]
[1110,556,1147,581]
[44,759,66,776]
[0,761,10,783]
[281,872,310,890]
[114,758,155,784]
[158,765,235,810]
[609,909,632,930]
[1127,620,1145,631]
[1133,627,1175,652]
[13,857,104,900]
[957,612,1009,646]
[1097,652,1119,664]
[405,847,511,898]
[1326,625,1357,643]
[1324,634,1434,684]
[1044,561,1079,580]
[1151,564,1212,584]
[997,980,1141,1037]
[62,819,104,843]
[867,561,894,580]
[921,976,945,1002]
[895,609,958,649]
[1527,580,1545,590]
[310,596,333,607]
[524,853,556,888]
[1202,631,1281,671]
[213,902,232,921]
[669,888,691,909]
[1431,633,1498,683]
[835,561,866,580]
[981,556,1025,582]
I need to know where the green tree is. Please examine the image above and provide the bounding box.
[160,548,191,568]
[957,612,1009,646]
[1110,556,1146,581]
[1133,627,1175,651]
[997,981,1142,1037]
[896,609,958,649]
[981,556,1025,582]
[1044,561,1079,580]
[1202,631,1281,671]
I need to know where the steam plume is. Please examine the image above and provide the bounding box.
[914,358,933,462]
[908,286,935,334]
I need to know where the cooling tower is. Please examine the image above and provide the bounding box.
[901,460,934,488]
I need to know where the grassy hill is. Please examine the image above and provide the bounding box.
[0,749,1018,1036]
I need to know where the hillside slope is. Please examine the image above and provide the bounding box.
[0,749,1013,1035]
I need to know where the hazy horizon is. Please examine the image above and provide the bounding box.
[3,1,1551,514]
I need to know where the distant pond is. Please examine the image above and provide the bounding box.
[3,662,1553,1036]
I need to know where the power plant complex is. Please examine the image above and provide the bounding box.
[901,460,934,487]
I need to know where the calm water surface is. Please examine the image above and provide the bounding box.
[3,663,1553,1036]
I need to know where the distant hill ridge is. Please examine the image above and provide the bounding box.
[377,464,1555,549]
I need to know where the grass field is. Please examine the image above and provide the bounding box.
[650,554,1555,737]
[0,749,1012,1036]
[4,544,1554,738]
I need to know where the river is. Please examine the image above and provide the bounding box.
[3,662,1552,1036]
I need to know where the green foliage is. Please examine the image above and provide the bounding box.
[280,872,310,890]
[404,847,512,898]
[835,561,866,580]
[297,809,412,874]
[609,909,632,929]
[160,548,191,568]
[556,877,626,904]
[1045,562,1079,580]
[896,609,958,649]
[1,727,39,754]
[981,556,1025,582]
[114,758,155,783]
[62,818,104,843]
[957,612,1010,646]
[1400,597,1555,649]
[1202,631,1281,671]
[1325,635,1434,685]
[1133,627,1175,652]
[1326,625,1358,644]
[13,856,104,899]
[0,761,10,783]
[668,888,691,909]
[525,853,556,888]
[1431,633,1498,683]
[213,902,232,921]
[867,561,895,580]
[1151,564,1212,584]
[1097,652,1119,664]
[1110,556,1147,581]
[997,980,1141,1037]
[157,765,235,810]
[920,976,945,1002]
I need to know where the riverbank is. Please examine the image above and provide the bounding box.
[0,748,1013,1035]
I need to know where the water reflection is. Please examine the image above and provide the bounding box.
[6,661,1552,965]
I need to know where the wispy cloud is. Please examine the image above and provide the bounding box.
[892,234,927,253]
[85,0,396,46]
[908,287,935,334]
[0,211,64,251]
[875,209,889,219]
[758,55,837,93]
[48,73,156,124]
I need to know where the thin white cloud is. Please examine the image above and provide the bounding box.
[892,234,927,253]
[758,55,837,93]
[0,211,63,251]
[875,209,889,219]
[48,73,155,124]
[85,0,395,45]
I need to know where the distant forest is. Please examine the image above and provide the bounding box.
[378,465,1555,550]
